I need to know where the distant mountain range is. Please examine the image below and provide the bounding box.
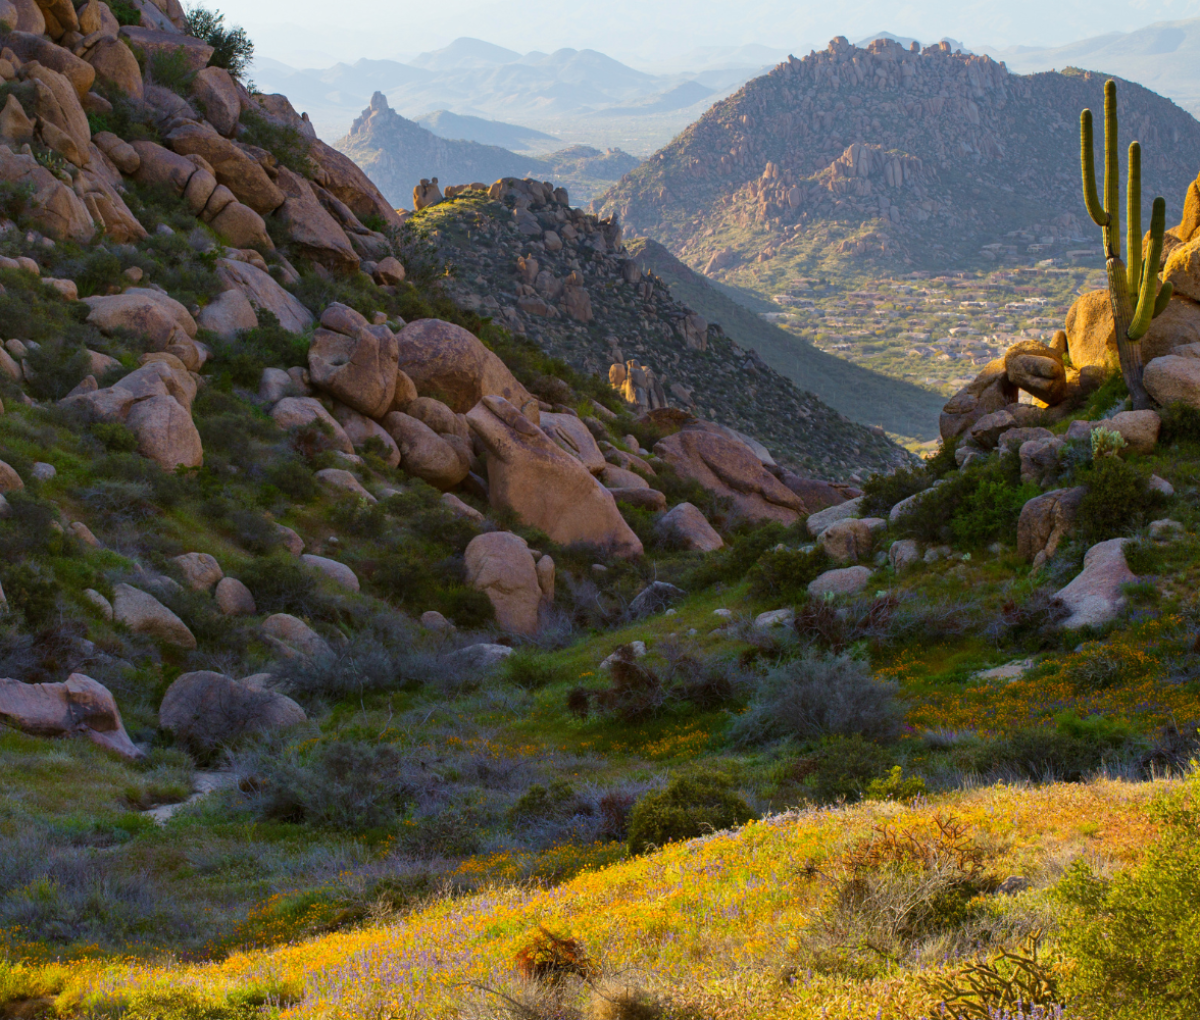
[413,111,560,151]
[337,93,641,207]
[250,36,781,149]
[985,18,1200,117]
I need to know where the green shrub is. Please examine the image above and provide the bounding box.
[860,440,958,517]
[265,460,319,502]
[0,562,60,629]
[746,546,830,602]
[1057,768,1200,1019]
[239,555,319,616]
[685,522,795,589]
[893,456,1033,547]
[1074,455,1167,545]
[510,780,580,821]
[503,649,567,690]
[948,476,1040,548]
[23,339,92,401]
[209,311,310,389]
[0,179,35,222]
[962,715,1143,781]
[627,772,754,856]
[146,47,196,94]
[238,109,313,176]
[108,0,141,25]
[793,734,898,804]
[1159,400,1200,445]
[186,6,255,81]
[864,765,926,803]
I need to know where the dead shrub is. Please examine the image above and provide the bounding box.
[514,928,598,985]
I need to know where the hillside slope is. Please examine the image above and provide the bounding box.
[627,237,945,438]
[595,36,1200,275]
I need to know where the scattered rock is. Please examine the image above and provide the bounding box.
[171,552,223,591]
[383,411,470,490]
[83,588,113,620]
[600,641,647,669]
[125,393,203,470]
[30,461,55,481]
[1144,355,1200,410]
[889,538,921,572]
[215,258,314,334]
[939,359,1017,442]
[655,502,723,552]
[196,288,258,339]
[420,610,454,631]
[159,671,305,750]
[307,304,398,418]
[807,565,872,597]
[261,613,332,660]
[755,608,794,629]
[464,531,543,635]
[1017,487,1087,568]
[269,397,354,455]
[807,496,864,537]
[541,411,606,474]
[314,467,377,502]
[300,554,360,592]
[1056,538,1136,630]
[444,643,514,670]
[0,673,143,760]
[1149,519,1186,542]
[214,577,256,616]
[274,524,305,556]
[1099,410,1161,456]
[818,518,874,564]
[629,581,687,618]
[1149,474,1175,497]
[112,583,196,648]
[1005,339,1066,405]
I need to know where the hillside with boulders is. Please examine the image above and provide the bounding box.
[595,36,1200,276]
[0,6,1199,1020]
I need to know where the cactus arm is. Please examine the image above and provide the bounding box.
[1129,196,1166,340]
[1103,80,1120,259]
[1127,142,1142,294]
[1080,110,1108,227]
[1154,281,1174,318]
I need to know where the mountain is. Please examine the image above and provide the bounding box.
[595,36,1200,275]
[985,18,1200,117]
[625,237,945,438]
[249,38,767,151]
[414,110,560,150]
[338,94,640,205]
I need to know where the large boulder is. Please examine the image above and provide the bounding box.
[779,473,860,515]
[1005,340,1067,405]
[164,122,284,214]
[8,0,45,34]
[467,395,643,557]
[172,552,223,591]
[818,518,874,564]
[125,393,203,469]
[300,554,360,592]
[26,62,91,168]
[809,496,864,536]
[1067,288,1200,369]
[656,502,723,552]
[1055,538,1136,630]
[308,138,404,230]
[0,145,93,241]
[331,405,400,467]
[395,319,539,421]
[653,425,804,525]
[307,303,399,418]
[190,66,240,136]
[808,565,872,598]
[196,288,258,339]
[1144,355,1200,410]
[939,359,1018,441]
[382,412,469,489]
[159,671,305,750]
[1017,487,1087,568]
[112,583,196,648]
[464,531,543,635]
[215,258,314,334]
[83,289,195,347]
[119,25,214,74]
[541,411,605,474]
[0,673,142,760]
[209,200,273,250]
[273,166,360,271]
[6,32,95,98]
[260,613,332,660]
[269,397,355,455]
[83,36,144,100]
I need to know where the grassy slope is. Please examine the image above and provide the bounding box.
[628,239,945,440]
[31,776,1167,1019]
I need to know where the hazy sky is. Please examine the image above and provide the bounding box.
[215,0,1200,68]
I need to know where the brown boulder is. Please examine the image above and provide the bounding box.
[405,396,469,440]
[126,394,203,470]
[656,502,723,552]
[1005,339,1067,405]
[1161,235,1200,302]
[818,518,874,564]
[541,411,605,474]
[467,395,643,557]
[0,673,142,760]
[1017,487,1086,568]
[272,166,360,270]
[119,25,213,73]
[83,36,144,99]
[190,66,241,136]
[307,304,399,418]
[382,412,469,490]
[27,62,91,167]
[113,583,196,648]
[939,359,1018,442]
[7,32,95,98]
[159,671,306,750]
[8,0,45,33]
[215,258,314,334]
[83,291,192,347]
[307,138,404,230]
[464,531,543,635]
[1144,354,1200,409]
[269,396,354,455]
[778,473,860,515]
[165,123,285,215]
[172,552,223,591]
[1067,288,1200,369]
[209,201,273,249]
[331,404,401,467]
[214,577,256,616]
[653,425,804,525]
[395,319,539,421]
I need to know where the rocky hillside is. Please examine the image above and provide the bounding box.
[415,179,911,476]
[336,93,640,206]
[595,36,1200,274]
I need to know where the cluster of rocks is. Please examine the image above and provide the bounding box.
[596,35,1200,270]
[417,177,910,478]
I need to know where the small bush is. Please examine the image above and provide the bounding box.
[239,555,319,617]
[514,927,597,984]
[249,740,413,832]
[238,109,313,176]
[791,735,898,804]
[1160,400,1200,445]
[108,0,141,25]
[186,6,255,80]
[21,339,92,401]
[503,650,567,690]
[627,772,753,855]
[728,652,902,746]
[1074,455,1167,544]
[91,421,139,452]
[747,546,830,602]
[864,765,926,803]
[209,311,310,389]
[948,476,1040,548]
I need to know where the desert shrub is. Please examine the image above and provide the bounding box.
[1073,455,1167,544]
[893,456,1033,548]
[0,489,63,562]
[146,47,195,94]
[788,735,898,804]
[238,109,313,176]
[728,652,901,746]
[1056,768,1200,1019]
[503,650,568,690]
[510,781,585,822]
[962,715,1144,781]
[398,806,483,857]
[746,546,830,602]
[0,562,60,629]
[591,646,743,723]
[1160,400,1200,445]
[923,932,1062,1019]
[108,0,141,25]
[370,549,494,627]
[514,927,597,983]
[209,311,310,389]
[627,771,753,856]
[186,5,254,80]
[264,459,319,502]
[238,555,320,616]
[948,476,1040,548]
[860,441,958,518]
[991,588,1071,646]
[0,179,34,223]
[22,339,92,401]
[685,522,795,588]
[91,421,139,452]
[864,765,926,803]
[248,740,413,832]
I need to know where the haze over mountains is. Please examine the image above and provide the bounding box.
[252,38,785,153]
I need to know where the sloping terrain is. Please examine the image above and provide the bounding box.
[414,110,561,150]
[595,37,1200,275]
[627,237,945,438]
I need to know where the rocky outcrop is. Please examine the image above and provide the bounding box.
[1144,354,1200,410]
[0,673,142,760]
[382,412,469,490]
[215,258,314,333]
[653,425,804,524]
[467,395,643,557]
[464,531,546,635]
[269,397,355,455]
[159,671,306,750]
[307,304,399,418]
[1017,487,1086,568]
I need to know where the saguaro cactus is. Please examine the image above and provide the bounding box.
[1080,79,1173,410]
